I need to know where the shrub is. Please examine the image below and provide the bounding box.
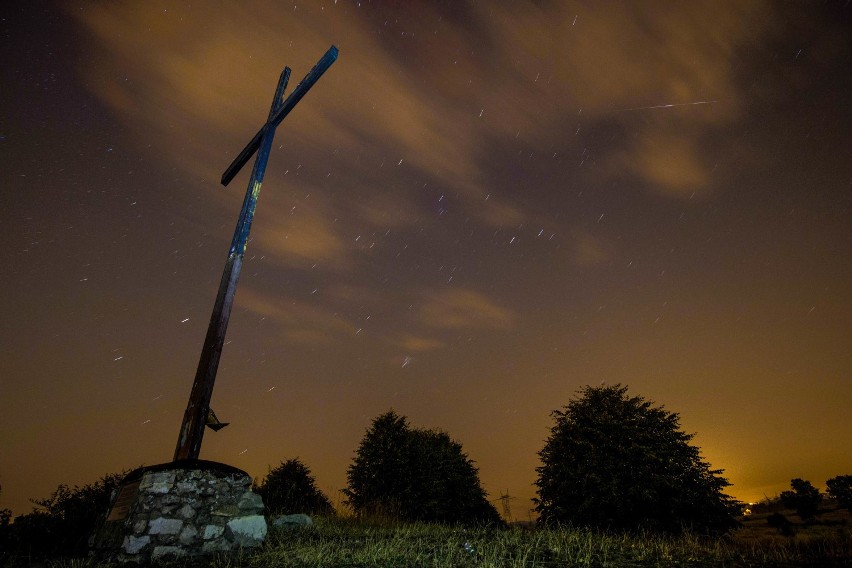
[255,458,334,516]
[534,384,741,535]
[344,410,501,525]
[3,471,126,559]
[767,512,796,536]
[779,478,821,521]
[826,475,852,510]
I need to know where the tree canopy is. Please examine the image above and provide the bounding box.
[826,475,852,510]
[343,410,501,524]
[534,384,741,534]
[1,471,127,559]
[780,478,821,521]
[255,458,334,516]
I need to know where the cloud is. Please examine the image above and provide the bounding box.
[482,2,772,197]
[480,199,527,227]
[570,230,612,267]
[419,288,514,330]
[634,134,709,197]
[250,194,347,270]
[397,335,446,353]
[67,0,779,273]
[236,286,355,345]
[283,329,333,346]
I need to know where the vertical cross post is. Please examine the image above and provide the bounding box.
[173,45,338,462]
[173,68,291,461]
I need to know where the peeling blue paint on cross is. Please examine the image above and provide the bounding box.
[174,46,338,462]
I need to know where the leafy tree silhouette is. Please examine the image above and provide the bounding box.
[255,458,333,516]
[766,512,796,536]
[344,410,501,524]
[780,478,822,521]
[826,475,852,511]
[534,384,741,535]
[344,410,411,519]
[0,484,12,559]
[3,471,126,560]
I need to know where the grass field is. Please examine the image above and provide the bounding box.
[20,504,852,567]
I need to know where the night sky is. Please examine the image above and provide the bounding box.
[1,2,850,518]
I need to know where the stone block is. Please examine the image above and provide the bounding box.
[178,525,198,546]
[123,535,150,555]
[225,515,267,547]
[132,519,148,535]
[141,471,177,494]
[232,476,252,488]
[203,524,225,540]
[151,545,187,560]
[147,517,183,535]
[271,513,313,528]
[201,540,231,554]
[211,504,240,517]
[238,492,264,512]
[178,504,197,519]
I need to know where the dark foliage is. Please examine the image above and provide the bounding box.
[534,384,741,535]
[0,471,126,560]
[826,475,852,510]
[780,478,822,521]
[343,410,502,525]
[766,512,796,536]
[0,486,12,560]
[255,458,334,516]
[748,497,784,515]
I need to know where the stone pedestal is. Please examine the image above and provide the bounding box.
[90,460,267,563]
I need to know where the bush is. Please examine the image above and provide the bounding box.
[0,486,12,560]
[534,384,741,535]
[779,478,821,521]
[2,471,126,559]
[826,475,852,510]
[255,458,334,516]
[343,410,502,525]
[766,512,796,536]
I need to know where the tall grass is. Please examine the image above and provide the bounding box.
[32,515,852,567]
[227,516,852,567]
[243,516,852,567]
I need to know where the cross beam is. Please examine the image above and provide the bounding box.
[221,45,339,187]
[174,45,338,461]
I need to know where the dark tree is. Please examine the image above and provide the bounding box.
[0,484,12,558]
[406,429,502,524]
[344,410,501,524]
[826,475,852,510]
[343,410,413,519]
[4,471,126,559]
[780,478,822,521]
[766,512,796,536]
[255,458,334,516]
[534,384,741,535]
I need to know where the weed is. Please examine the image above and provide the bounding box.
[6,510,851,567]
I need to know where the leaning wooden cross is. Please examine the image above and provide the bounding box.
[173,45,338,461]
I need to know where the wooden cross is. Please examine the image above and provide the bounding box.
[173,46,338,461]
